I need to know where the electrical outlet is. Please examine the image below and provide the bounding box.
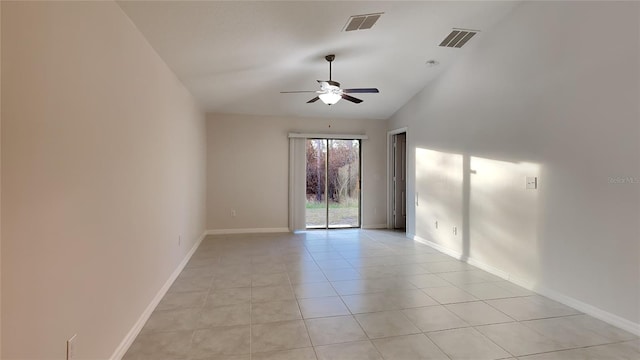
[453,226,457,235]
[67,334,77,360]
[178,235,181,246]
[231,210,236,217]
[435,221,438,229]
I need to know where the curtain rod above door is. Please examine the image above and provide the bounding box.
[288,133,368,140]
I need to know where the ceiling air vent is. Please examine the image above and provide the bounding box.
[439,28,479,48]
[344,13,383,32]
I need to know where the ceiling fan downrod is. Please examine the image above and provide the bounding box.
[326,54,335,81]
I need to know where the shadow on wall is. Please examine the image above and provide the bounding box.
[416,147,541,284]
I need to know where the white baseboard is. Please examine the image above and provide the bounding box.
[529,284,640,336]
[413,234,462,259]
[410,234,640,337]
[362,224,388,229]
[206,228,290,235]
[110,230,207,360]
[465,257,511,282]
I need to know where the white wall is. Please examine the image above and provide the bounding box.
[389,1,639,331]
[1,2,207,359]
[207,113,387,231]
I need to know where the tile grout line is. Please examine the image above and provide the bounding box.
[286,249,317,358]
[191,238,218,359]
[515,338,640,358]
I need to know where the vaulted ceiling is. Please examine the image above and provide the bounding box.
[118,1,519,120]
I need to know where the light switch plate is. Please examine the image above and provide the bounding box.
[526,176,538,189]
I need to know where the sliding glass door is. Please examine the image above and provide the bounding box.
[306,139,361,229]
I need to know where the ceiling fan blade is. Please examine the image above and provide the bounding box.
[280,90,317,93]
[342,88,380,94]
[341,94,363,104]
[307,96,320,103]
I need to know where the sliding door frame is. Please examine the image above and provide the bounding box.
[288,133,367,232]
[306,137,362,230]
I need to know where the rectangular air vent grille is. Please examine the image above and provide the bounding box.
[439,28,479,48]
[344,13,383,32]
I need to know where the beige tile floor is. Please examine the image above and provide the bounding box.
[123,230,639,360]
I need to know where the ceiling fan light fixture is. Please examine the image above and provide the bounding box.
[319,92,341,105]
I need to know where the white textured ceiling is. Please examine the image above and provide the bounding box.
[118,1,518,120]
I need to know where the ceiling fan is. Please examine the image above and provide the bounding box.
[280,54,379,105]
